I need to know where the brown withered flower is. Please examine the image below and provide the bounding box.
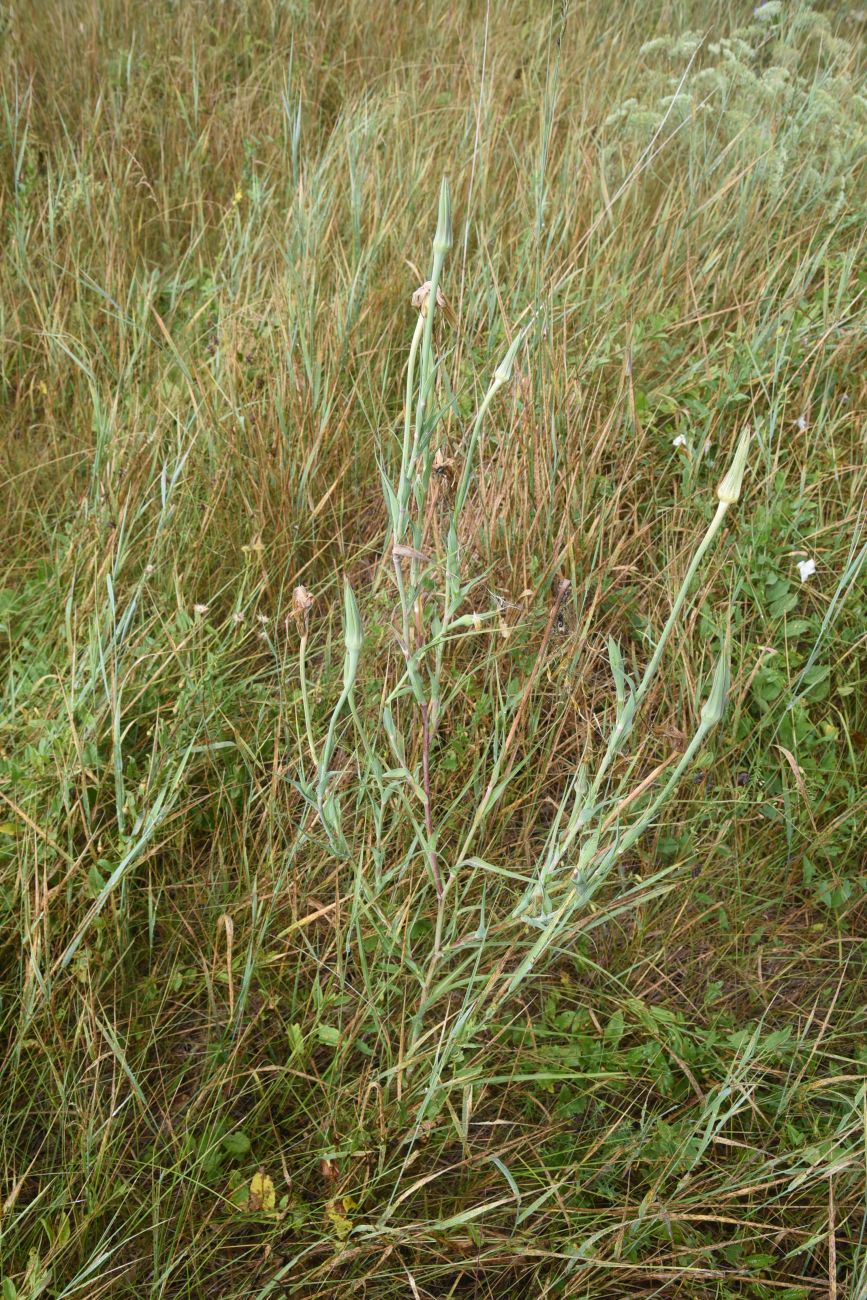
[411,280,456,325]
[433,447,456,490]
[292,584,315,633]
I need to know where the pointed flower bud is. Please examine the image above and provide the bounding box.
[493,327,527,386]
[342,579,364,656]
[433,176,452,256]
[700,647,730,728]
[717,429,751,506]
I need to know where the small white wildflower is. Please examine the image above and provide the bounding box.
[144,563,155,577]
[797,559,817,582]
[796,414,808,433]
[257,613,269,625]
[672,435,688,449]
[703,438,713,455]
[232,611,244,625]
[193,603,209,616]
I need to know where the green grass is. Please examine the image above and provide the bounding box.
[1,1,866,1296]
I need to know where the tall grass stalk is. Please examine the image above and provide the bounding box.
[0,2,864,1295]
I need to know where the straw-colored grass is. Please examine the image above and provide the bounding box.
[1,1,865,1296]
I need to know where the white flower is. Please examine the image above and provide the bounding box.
[797,559,816,582]
[796,414,808,433]
[257,613,270,625]
[193,603,209,616]
[232,611,244,625]
[672,435,687,449]
[144,563,155,577]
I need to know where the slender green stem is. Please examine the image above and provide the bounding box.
[634,499,729,708]
[596,719,712,874]
[452,379,502,522]
[398,312,426,534]
[414,252,445,445]
[298,631,317,767]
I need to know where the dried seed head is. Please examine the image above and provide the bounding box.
[433,447,455,487]
[292,584,315,631]
[392,543,431,563]
[411,280,447,318]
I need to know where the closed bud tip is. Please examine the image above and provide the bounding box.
[717,429,751,506]
[700,648,730,728]
[493,327,527,386]
[343,580,364,655]
[433,177,452,255]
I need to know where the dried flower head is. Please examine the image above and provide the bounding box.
[193,603,209,617]
[433,447,455,488]
[411,280,447,318]
[292,584,315,631]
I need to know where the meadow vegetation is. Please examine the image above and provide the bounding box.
[0,1,866,1296]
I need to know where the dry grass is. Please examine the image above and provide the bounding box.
[0,1,866,1296]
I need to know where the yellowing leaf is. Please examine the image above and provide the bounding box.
[0,821,19,836]
[248,1170,276,1213]
[326,1199,353,1239]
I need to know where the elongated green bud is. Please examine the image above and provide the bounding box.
[608,635,625,709]
[717,429,751,506]
[493,327,527,386]
[700,647,730,728]
[343,580,363,655]
[433,177,452,255]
